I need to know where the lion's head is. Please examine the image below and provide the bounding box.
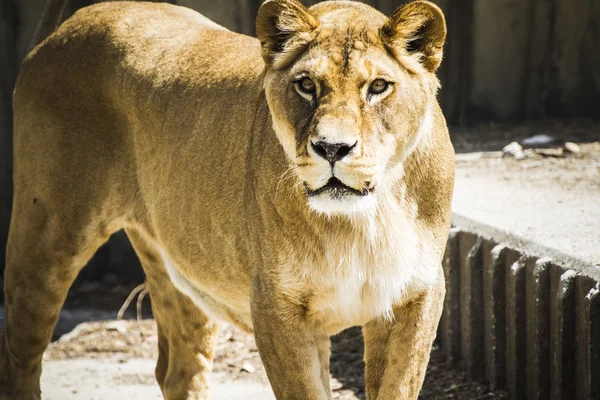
[257,0,446,216]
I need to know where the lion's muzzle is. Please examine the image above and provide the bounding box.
[304,177,371,198]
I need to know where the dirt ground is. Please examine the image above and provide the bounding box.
[452,119,600,193]
[42,284,510,399]
[45,320,509,400]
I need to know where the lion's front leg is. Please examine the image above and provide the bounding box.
[362,267,445,400]
[251,275,332,400]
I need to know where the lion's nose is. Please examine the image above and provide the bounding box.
[311,141,356,164]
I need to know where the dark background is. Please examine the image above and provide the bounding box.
[1,0,599,283]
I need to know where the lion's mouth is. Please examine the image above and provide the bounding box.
[304,177,371,198]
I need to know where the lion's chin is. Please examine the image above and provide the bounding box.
[307,193,377,217]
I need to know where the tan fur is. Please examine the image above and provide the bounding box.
[0,1,454,399]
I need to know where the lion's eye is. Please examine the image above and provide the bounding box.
[297,77,316,95]
[368,79,389,95]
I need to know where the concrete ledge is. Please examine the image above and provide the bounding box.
[452,213,600,281]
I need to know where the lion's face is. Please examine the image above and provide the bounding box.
[257,0,446,216]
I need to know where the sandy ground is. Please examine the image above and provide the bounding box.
[42,319,508,400]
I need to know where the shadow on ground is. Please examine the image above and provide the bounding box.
[330,327,510,399]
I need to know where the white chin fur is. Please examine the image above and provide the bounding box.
[308,193,377,217]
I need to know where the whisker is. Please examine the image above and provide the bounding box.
[344,164,379,169]
[275,165,299,201]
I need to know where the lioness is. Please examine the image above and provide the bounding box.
[1,0,454,398]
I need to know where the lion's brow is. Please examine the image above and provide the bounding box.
[338,26,373,75]
[342,29,353,74]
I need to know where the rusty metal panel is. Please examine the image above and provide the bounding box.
[469,0,534,120]
[437,0,474,124]
[524,0,553,118]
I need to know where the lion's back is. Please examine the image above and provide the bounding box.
[20,1,264,92]
[14,0,265,160]
[12,1,265,228]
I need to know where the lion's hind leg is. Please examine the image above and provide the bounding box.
[126,229,220,400]
[0,192,120,399]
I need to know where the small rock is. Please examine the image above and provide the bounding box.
[564,142,581,153]
[503,141,526,160]
[105,321,127,333]
[241,362,256,373]
[330,378,344,390]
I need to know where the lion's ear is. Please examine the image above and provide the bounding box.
[256,0,319,67]
[381,1,446,72]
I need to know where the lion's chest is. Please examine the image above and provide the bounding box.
[310,262,410,333]
[282,229,438,334]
